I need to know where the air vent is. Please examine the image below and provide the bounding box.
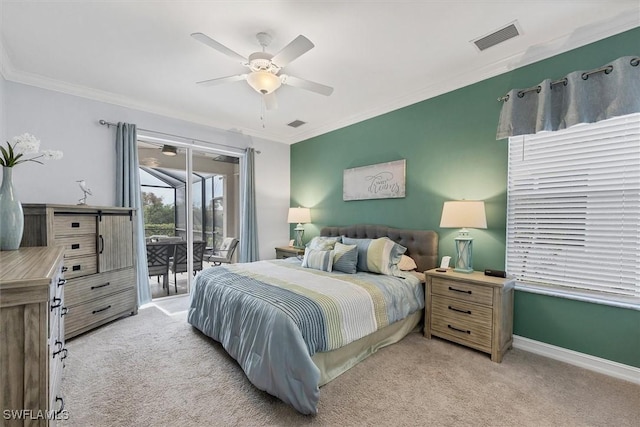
[472,21,521,51]
[212,155,239,164]
[287,120,306,128]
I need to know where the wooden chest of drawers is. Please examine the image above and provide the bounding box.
[21,204,137,339]
[424,269,515,363]
[0,247,67,426]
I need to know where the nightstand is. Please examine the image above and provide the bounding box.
[424,269,515,362]
[275,246,305,259]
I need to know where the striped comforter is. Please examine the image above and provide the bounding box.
[187,259,423,414]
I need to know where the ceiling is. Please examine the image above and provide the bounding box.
[1,1,638,145]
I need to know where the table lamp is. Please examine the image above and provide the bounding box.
[439,200,487,273]
[287,207,311,248]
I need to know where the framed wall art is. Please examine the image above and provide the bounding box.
[343,159,406,201]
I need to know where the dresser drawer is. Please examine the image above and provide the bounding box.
[54,214,96,236]
[431,277,493,306]
[63,255,98,279]
[64,268,135,307]
[55,234,97,257]
[65,288,136,335]
[431,295,493,350]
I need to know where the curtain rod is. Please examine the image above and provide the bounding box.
[98,119,260,154]
[497,56,640,102]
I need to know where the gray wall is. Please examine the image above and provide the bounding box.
[4,81,290,260]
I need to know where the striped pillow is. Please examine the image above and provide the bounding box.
[342,236,406,275]
[332,242,358,274]
[302,248,334,272]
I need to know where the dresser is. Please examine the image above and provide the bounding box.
[275,246,305,259]
[0,247,67,426]
[424,269,514,363]
[21,204,137,339]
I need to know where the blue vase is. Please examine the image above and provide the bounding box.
[0,167,24,250]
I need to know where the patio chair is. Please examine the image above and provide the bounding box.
[170,240,207,293]
[205,237,239,266]
[146,242,172,295]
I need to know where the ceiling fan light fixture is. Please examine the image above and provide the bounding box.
[247,71,281,94]
[161,145,177,156]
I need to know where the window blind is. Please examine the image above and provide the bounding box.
[506,113,640,305]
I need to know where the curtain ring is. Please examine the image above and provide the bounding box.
[517,91,525,98]
[631,57,640,67]
[581,72,589,80]
[536,85,541,93]
[604,65,613,74]
[497,94,510,102]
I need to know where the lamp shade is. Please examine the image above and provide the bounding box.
[287,207,311,224]
[440,201,487,229]
[247,71,282,94]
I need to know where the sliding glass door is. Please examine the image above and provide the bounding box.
[138,140,240,299]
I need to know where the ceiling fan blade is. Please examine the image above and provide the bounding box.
[191,32,247,62]
[281,75,333,96]
[263,92,278,110]
[196,74,247,86]
[271,35,314,67]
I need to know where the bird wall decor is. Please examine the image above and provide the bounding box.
[77,180,92,205]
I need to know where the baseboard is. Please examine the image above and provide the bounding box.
[513,335,640,385]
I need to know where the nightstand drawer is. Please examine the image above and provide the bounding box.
[431,295,492,349]
[432,277,493,306]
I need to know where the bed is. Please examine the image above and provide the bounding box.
[187,224,438,414]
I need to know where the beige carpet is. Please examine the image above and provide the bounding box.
[60,303,639,426]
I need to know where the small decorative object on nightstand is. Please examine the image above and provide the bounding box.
[275,246,305,259]
[424,268,514,363]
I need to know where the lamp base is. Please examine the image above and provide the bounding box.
[454,235,474,273]
[293,224,305,248]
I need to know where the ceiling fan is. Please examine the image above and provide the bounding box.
[191,31,333,110]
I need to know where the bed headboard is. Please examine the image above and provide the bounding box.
[320,224,438,273]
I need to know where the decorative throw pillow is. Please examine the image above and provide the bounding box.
[301,248,334,272]
[332,242,358,274]
[398,255,418,271]
[307,236,342,251]
[342,236,406,275]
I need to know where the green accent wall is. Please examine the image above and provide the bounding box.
[291,27,640,367]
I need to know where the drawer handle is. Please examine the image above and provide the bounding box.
[92,305,112,314]
[58,278,67,287]
[51,297,62,311]
[448,324,471,334]
[71,243,80,249]
[62,266,68,273]
[91,282,111,290]
[72,265,81,271]
[448,306,472,315]
[54,340,64,351]
[61,306,69,316]
[53,346,66,358]
[61,348,69,361]
[71,222,80,228]
[55,396,65,416]
[448,286,472,294]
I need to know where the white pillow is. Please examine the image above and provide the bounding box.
[398,255,417,271]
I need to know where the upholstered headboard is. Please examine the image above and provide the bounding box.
[320,224,438,273]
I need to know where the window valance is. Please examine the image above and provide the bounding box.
[496,56,639,140]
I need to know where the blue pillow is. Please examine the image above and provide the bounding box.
[332,242,358,274]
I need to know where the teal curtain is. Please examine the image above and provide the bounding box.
[239,147,258,262]
[115,122,151,305]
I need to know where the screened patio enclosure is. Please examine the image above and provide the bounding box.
[139,166,237,251]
